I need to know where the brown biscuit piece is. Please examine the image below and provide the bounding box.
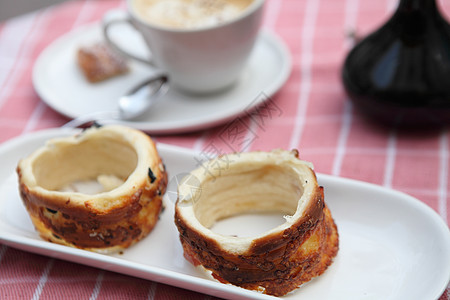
[77,42,129,83]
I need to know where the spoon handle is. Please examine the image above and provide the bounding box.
[61,110,120,129]
[63,74,168,128]
[118,74,169,120]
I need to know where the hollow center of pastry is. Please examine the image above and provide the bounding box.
[31,135,137,193]
[210,212,288,237]
[193,164,302,233]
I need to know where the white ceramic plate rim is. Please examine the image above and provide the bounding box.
[0,129,449,300]
[32,22,292,134]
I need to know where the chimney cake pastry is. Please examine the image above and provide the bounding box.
[17,125,167,253]
[175,150,338,296]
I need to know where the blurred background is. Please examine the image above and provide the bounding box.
[0,0,67,21]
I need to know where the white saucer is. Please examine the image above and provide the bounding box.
[32,22,291,134]
[1,128,449,300]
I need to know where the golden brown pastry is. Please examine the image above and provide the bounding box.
[77,42,129,83]
[174,150,338,296]
[17,125,167,253]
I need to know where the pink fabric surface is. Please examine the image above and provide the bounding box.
[0,0,449,299]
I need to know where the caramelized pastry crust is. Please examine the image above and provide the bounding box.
[17,125,167,253]
[174,150,338,296]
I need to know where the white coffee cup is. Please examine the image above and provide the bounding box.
[103,0,265,94]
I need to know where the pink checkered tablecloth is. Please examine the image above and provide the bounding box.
[0,0,449,299]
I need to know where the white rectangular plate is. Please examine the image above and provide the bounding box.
[0,128,449,299]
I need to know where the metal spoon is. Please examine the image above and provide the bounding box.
[118,74,168,120]
[62,74,169,128]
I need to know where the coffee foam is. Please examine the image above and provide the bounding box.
[133,0,253,29]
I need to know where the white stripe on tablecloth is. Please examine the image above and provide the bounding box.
[193,132,208,152]
[0,13,39,111]
[89,270,105,300]
[21,102,46,134]
[263,0,282,29]
[332,0,359,176]
[71,0,95,28]
[31,258,54,300]
[343,0,360,49]
[289,0,320,149]
[382,0,398,189]
[383,131,397,188]
[386,0,398,13]
[146,281,157,300]
[242,116,259,152]
[332,101,352,176]
[439,130,448,223]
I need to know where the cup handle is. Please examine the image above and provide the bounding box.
[102,10,155,66]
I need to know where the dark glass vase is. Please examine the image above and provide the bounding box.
[342,0,450,128]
